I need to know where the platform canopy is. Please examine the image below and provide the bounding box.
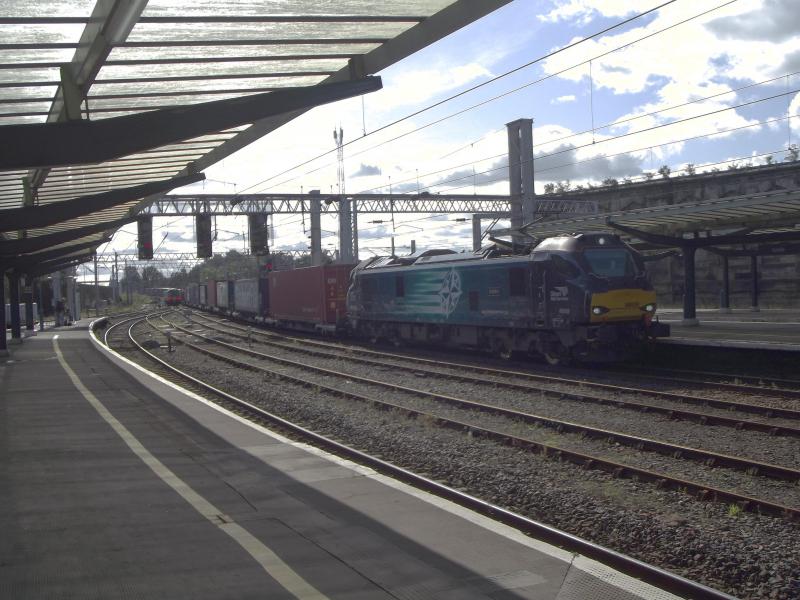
[0,0,510,275]
[507,188,800,251]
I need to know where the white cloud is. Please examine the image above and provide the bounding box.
[539,0,641,25]
[377,62,492,112]
[552,94,577,104]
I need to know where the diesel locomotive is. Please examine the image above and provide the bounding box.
[184,232,668,363]
[347,232,668,363]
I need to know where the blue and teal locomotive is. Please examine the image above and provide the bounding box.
[346,232,669,363]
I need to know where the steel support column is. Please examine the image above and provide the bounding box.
[506,121,523,241]
[472,215,482,252]
[682,247,698,326]
[23,276,34,333]
[37,280,44,331]
[52,271,62,325]
[9,273,21,341]
[750,255,760,312]
[0,271,7,355]
[310,193,322,266]
[720,255,731,313]
[338,197,353,263]
[506,118,534,227]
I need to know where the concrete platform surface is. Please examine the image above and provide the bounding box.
[0,328,683,599]
[657,308,800,351]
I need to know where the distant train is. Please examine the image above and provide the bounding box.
[146,287,183,306]
[183,233,669,363]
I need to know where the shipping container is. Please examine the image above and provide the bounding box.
[268,264,355,331]
[186,282,200,306]
[199,283,207,306]
[259,276,270,320]
[233,279,260,316]
[216,281,229,309]
[206,279,217,308]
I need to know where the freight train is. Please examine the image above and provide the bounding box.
[183,233,669,363]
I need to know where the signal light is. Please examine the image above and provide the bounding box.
[196,214,212,258]
[137,217,153,259]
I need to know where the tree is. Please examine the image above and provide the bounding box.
[787,144,799,162]
[601,178,619,186]
[543,182,556,194]
[141,265,165,289]
[120,266,142,294]
[685,163,696,176]
[658,165,671,179]
[764,155,774,165]
[555,180,572,193]
[644,172,655,181]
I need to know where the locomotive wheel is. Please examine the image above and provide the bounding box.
[542,340,571,366]
[543,351,567,366]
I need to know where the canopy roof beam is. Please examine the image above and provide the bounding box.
[0,216,136,257]
[2,78,382,170]
[0,173,204,232]
[11,238,110,270]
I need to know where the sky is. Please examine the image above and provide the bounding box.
[91,0,800,282]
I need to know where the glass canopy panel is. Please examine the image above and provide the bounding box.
[0,67,60,84]
[140,0,455,17]
[96,60,342,79]
[0,114,46,125]
[0,102,50,116]
[108,43,382,61]
[0,86,55,103]
[0,49,75,64]
[91,75,329,96]
[126,21,413,42]
[0,24,85,45]
[0,1,96,18]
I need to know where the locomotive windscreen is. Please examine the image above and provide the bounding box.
[583,248,639,278]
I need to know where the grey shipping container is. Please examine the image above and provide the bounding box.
[199,283,207,306]
[216,281,229,309]
[186,282,200,306]
[233,279,260,315]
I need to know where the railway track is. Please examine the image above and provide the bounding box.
[187,311,800,426]
[163,312,800,520]
[94,311,745,600]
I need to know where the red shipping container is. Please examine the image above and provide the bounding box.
[206,279,217,308]
[268,264,355,328]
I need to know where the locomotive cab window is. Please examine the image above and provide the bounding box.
[361,277,376,299]
[551,255,580,278]
[583,249,638,278]
[509,268,526,296]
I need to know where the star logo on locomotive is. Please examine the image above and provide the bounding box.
[439,268,462,316]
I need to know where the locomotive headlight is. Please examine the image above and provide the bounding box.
[592,306,610,315]
[640,303,656,312]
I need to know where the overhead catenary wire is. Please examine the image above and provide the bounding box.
[393,111,799,196]
[234,0,687,196]
[354,89,800,196]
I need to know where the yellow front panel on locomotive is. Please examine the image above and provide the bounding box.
[589,289,657,323]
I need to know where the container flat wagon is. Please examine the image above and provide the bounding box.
[233,278,261,318]
[267,264,355,333]
[216,281,229,310]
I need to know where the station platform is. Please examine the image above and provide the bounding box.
[0,325,686,600]
[657,308,800,352]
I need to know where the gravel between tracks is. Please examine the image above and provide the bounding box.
[140,325,800,600]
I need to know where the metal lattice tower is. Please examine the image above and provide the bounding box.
[333,127,355,262]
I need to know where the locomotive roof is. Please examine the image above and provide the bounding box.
[533,232,626,252]
[358,232,629,272]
